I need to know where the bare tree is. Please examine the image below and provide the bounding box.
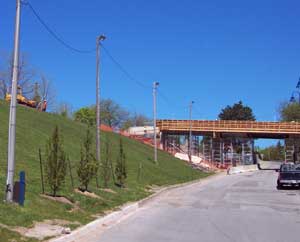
[0,52,36,98]
[37,75,56,110]
[55,102,73,118]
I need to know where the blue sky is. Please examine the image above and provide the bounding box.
[1,0,300,146]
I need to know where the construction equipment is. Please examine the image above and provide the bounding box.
[5,86,47,112]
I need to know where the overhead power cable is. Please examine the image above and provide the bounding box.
[101,44,151,89]
[157,89,187,110]
[23,1,152,89]
[23,1,95,54]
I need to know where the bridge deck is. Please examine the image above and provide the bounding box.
[156,120,300,137]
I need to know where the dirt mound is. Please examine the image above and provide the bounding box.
[40,194,74,205]
[74,188,102,199]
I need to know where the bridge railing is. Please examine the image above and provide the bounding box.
[156,120,300,134]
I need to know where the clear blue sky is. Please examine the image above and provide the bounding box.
[1,0,300,146]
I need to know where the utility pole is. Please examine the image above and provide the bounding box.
[188,101,194,162]
[95,35,106,164]
[153,82,159,164]
[6,0,21,202]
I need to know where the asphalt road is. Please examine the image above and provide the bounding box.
[96,169,300,242]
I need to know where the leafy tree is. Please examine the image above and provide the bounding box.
[45,126,67,197]
[258,141,285,161]
[121,113,150,130]
[77,128,98,191]
[101,99,129,127]
[218,101,255,121]
[74,100,130,128]
[279,102,300,122]
[102,137,112,188]
[74,106,96,126]
[115,138,127,187]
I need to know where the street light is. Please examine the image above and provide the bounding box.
[6,0,21,202]
[96,35,106,166]
[188,101,194,162]
[153,82,159,164]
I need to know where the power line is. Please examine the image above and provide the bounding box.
[22,0,199,119]
[101,44,151,89]
[23,1,95,54]
[157,89,187,110]
[22,1,153,91]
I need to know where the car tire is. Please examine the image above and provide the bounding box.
[277,181,283,190]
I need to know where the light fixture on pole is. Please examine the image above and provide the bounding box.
[188,101,194,162]
[153,82,159,163]
[96,35,106,165]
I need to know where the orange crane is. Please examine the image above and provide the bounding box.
[5,86,47,112]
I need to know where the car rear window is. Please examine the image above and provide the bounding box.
[280,164,300,171]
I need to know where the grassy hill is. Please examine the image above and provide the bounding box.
[0,100,210,241]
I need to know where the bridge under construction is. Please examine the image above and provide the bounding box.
[156,120,300,167]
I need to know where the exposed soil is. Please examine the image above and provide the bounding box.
[40,194,74,205]
[100,188,117,194]
[0,220,81,240]
[74,188,102,199]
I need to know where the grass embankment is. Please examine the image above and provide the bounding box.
[0,100,211,241]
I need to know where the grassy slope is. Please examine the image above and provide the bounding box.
[0,101,210,241]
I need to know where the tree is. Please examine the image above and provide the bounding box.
[32,82,41,103]
[74,107,96,126]
[121,113,150,130]
[77,128,98,191]
[132,113,150,126]
[101,99,129,127]
[45,126,67,197]
[258,141,285,161]
[0,53,57,111]
[0,52,36,99]
[55,102,73,118]
[218,101,255,121]
[36,75,56,111]
[115,138,127,187]
[74,99,130,128]
[279,102,300,122]
[102,137,112,188]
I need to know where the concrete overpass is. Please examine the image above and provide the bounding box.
[156,120,300,165]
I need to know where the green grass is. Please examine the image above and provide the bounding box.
[0,100,211,241]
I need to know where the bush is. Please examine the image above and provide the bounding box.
[115,138,127,187]
[102,137,112,188]
[45,126,67,197]
[77,128,98,191]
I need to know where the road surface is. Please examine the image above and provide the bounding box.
[96,169,300,242]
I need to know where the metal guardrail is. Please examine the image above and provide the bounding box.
[156,120,300,135]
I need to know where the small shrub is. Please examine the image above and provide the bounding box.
[102,137,112,188]
[77,128,98,191]
[45,125,67,197]
[115,138,127,187]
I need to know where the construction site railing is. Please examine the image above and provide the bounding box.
[156,120,300,134]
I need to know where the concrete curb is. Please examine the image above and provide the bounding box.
[227,164,258,175]
[50,173,224,242]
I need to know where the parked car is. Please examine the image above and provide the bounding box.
[277,163,300,189]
